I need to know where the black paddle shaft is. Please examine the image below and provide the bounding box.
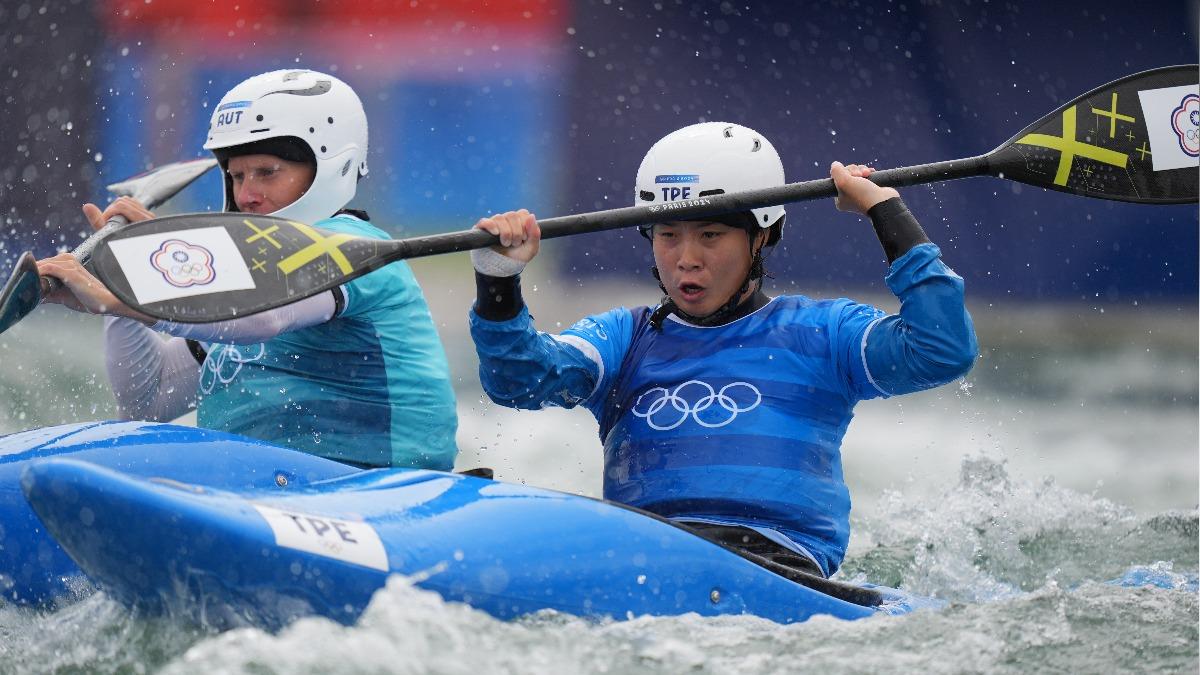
[393,156,992,260]
[89,156,988,324]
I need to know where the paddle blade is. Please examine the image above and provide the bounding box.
[105,157,219,205]
[90,213,397,322]
[987,65,1198,204]
[0,253,42,335]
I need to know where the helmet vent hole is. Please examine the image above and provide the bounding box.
[722,126,734,138]
[698,189,724,197]
[341,159,352,176]
[256,114,264,122]
[639,190,655,202]
[320,145,327,153]
[309,127,315,133]
[751,139,761,152]
[327,117,334,124]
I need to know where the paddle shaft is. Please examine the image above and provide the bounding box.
[87,153,988,324]
[390,155,990,260]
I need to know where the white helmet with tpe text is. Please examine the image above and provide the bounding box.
[634,122,785,233]
[203,69,368,226]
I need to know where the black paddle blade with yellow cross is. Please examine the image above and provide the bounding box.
[89,213,404,323]
[987,65,1197,204]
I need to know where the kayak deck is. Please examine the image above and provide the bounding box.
[23,455,920,629]
[0,420,357,606]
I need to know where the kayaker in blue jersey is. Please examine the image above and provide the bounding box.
[467,122,977,579]
[37,70,458,470]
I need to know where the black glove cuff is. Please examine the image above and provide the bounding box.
[473,271,525,321]
[868,197,932,264]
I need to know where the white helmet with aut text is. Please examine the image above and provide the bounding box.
[634,122,785,236]
[203,69,369,225]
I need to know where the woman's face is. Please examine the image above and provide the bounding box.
[226,154,316,215]
[650,220,763,318]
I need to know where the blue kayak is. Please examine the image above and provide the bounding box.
[0,421,358,605]
[18,423,921,629]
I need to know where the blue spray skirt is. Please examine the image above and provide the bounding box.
[0,421,357,605]
[13,422,920,628]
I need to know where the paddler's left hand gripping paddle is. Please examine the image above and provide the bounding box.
[0,158,218,335]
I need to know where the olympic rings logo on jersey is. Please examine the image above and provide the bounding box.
[631,380,762,430]
[199,343,266,394]
[151,239,216,288]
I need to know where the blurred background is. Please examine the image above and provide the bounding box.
[1,0,1196,513]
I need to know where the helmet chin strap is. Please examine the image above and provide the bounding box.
[649,236,768,330]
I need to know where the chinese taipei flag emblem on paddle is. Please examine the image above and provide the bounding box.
[149,239,217,288]
[105,225,257,306]
[1138,86,1199,170]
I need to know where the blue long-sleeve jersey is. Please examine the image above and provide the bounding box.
[470,242,976,575]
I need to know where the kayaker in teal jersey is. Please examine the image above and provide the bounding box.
[467,123,977,579]
[37,70,458,470]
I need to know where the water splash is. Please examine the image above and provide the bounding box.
[0,593,203,674]
[845,455,1198,603]
[157,567,1199,675]
[1108,561,1199,592]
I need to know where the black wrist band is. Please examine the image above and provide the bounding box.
[331,286,346,318]
[185,339,208,365]
[474,271,525,321]
[867,197,932,264]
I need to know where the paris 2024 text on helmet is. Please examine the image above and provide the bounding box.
[634,122,785,244]
[203,69,369,226]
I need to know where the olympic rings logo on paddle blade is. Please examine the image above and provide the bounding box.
[631,380,762,430]
[1171,94,1199,157]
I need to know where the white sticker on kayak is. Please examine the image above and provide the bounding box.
[107,227,256,305]
[1137,84,1200,172]
[253,504,388,572]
